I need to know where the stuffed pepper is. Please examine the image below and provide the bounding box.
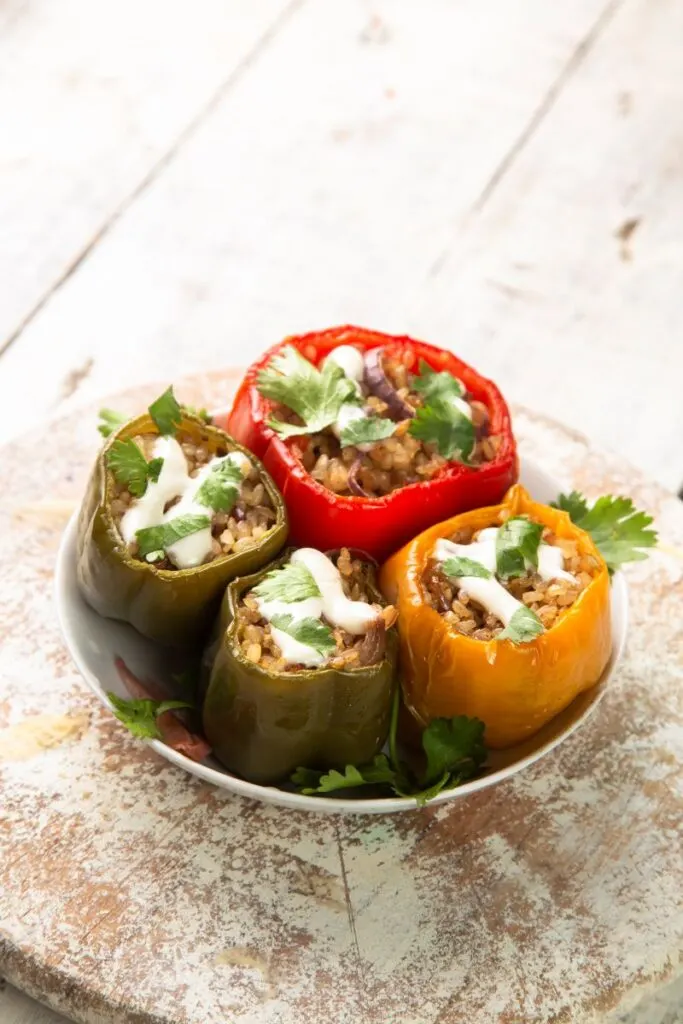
[202,546,398,783]
[224,325,518,561]
[77,387,288,647]
[380,485,612,748]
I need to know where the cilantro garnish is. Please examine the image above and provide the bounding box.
[149,386,182,436]
[441,556,493,580]
[496,516,543,580]
[148,457,164,483]
[498,606,544,644]
[195,461,243,513]
[553,491,657,573]
[253,563,321,604]
[408,399,475,462]
[291,687,487,805]
[257,346,359,439]
[107,692,193,740]
[98,408,126,438]
[182,405,212,424]
[108,439,155,498]
[412,360,465,404]
[136,514,211,559]
[339,416,395,448]
[269,614,336,657]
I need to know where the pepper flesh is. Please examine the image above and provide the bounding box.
[77,412,288,648]
[379,485,612,748]
[222,325,518,562]
[202,551,398,783]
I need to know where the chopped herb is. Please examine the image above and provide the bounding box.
[107,692,193,740]
[408,398,475,462]
[496,516,543,580]
[269,614,336,657]
[553,491,657,573]
[149,386,182,436]
[421,716,487,784]
[257,346,358,439]
[108,439,153,498]
[195,461,243,513]
[412,359,465,404]
[253,562,321,604]
[148,457,164,483]
[98,408,127,438]
[498,606,545,644]
[292,755,396,794]
[182,405,212,424]
[339,416,395,448]
[441,556,493,580]
[136,514,211,558]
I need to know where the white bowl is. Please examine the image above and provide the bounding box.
[55,458,628,814]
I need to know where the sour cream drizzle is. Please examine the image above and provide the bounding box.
[434,527,576,628]
[255,547,380,667]
[120,437,249,570]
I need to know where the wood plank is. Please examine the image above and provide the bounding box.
[0,0,613,439]
[406,0,683,492]
[0,0,297,353]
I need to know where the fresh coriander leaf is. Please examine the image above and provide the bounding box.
[98,408,126,438]
[442,556,493,580]
[253,562,321,604]
[149,386,182,436]
[270,614,336,658]
[257,345,358,438]
[108,439,152,498]
[412,359,465,403]
[408,398,475,462]
[195,461,243,513]
[552,490,589,522]
[339,415,395,448]
[496,516,544,579]
[182,404,212,424]
[148,457,164,483]
[136,513,211,558]
[411,770,453,806]
[293,755,396,794]
[107,692,192,740]
[499,606,545,644]
[554,491,657,573]
[422,716,487,784]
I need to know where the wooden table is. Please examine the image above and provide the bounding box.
[0,2,681,1021]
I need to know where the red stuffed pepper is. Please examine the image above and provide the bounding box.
[223,326,518,561]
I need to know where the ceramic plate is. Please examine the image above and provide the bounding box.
[55,457,628,814]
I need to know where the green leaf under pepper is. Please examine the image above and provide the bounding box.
[293,755,396,794]
[498,606,544,644]
[149,386,182,436]
[257,346,359,439]
[553,491,657,573]
[195,461,243,513]
[107,692,193,740]
[253,562,321,604]
[496,516,543,580]
[422,715,487,784]
[136,513,211,559]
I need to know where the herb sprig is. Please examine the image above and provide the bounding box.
[499,606,544,643]
[553,491,657,573]
[339,416,395,448]
[291,688,487,805]
[408,362,475,462]
[149,386,182,436]
[270,614,336,658]
[107,692,193,740]
[253,563,321,604]
[108,439,156,498]
[98,408,127,438]
[257,346,359,439]
[442,556,493,580]
[136,514,211,559]
[195,461,243,513]
[496,516,543,580]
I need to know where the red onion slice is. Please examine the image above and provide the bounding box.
[363,348,415,421]
[347,456,370,497]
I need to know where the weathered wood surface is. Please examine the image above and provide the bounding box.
[0,376,681,1024]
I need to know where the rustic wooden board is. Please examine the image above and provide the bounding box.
[1,372,681,1024]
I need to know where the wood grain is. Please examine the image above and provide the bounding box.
[0,374,681,1024]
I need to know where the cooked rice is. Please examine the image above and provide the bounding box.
[273,349,501,498]
[423,520,600,640]
[111,432,276,568]
[236,548,397,672]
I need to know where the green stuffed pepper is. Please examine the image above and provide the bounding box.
[202,546,399,784]
[77,387,288,647]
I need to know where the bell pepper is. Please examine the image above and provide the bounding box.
[201,550,398,783]
[77,412,288,648]
[222,325,518,562]
[379,485,612,748]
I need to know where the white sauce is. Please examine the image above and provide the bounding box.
[120,438,249,570]
[254,547,380,667]
[434,527,576,627]
[324,345,365,387]
[444,377,472,422]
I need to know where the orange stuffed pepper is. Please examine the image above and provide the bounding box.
[380,485,612,748]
